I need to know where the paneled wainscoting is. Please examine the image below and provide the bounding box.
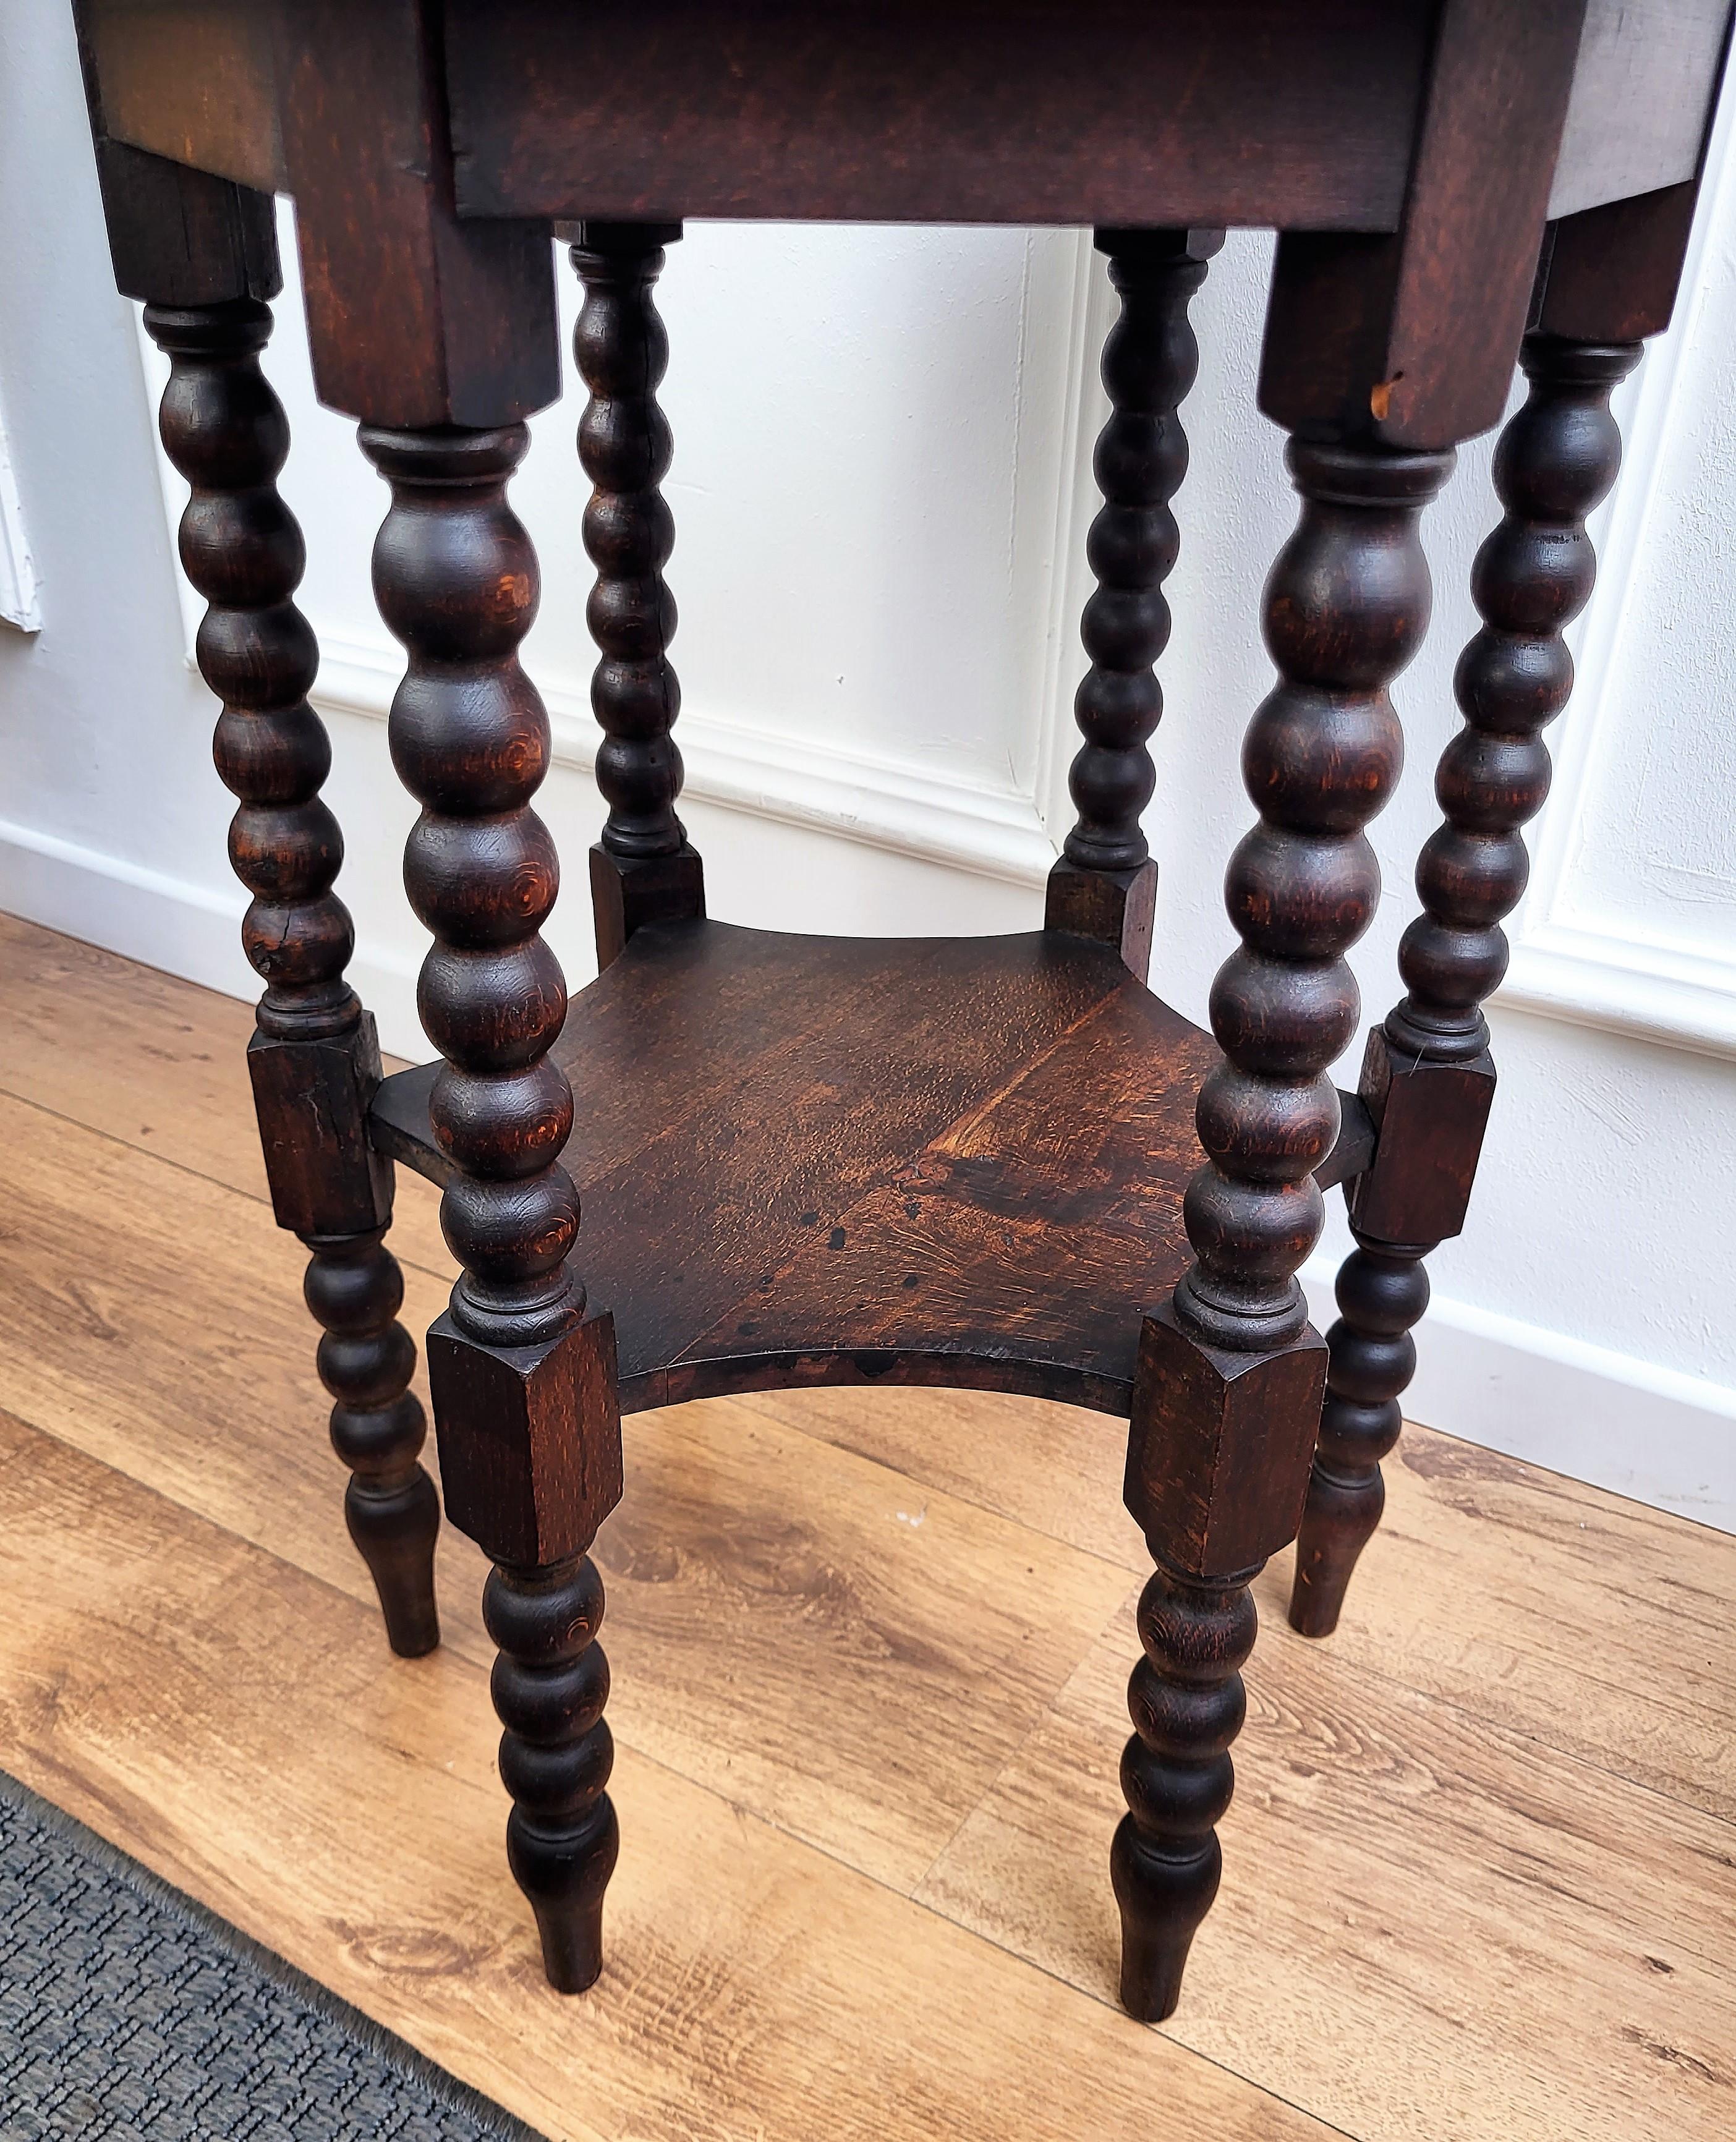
[0,909,1730,2142]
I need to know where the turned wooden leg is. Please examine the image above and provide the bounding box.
[145,297,438,1657]
[1044,227,1222,979]
[1118,435,1452,2019]
[1288,331,1642,1637]
[361,420,624,1991]
[569,223,704,969]
[1112,1561,1255,2019]
[305,1228,440,1657]
[1288,1236,1428,1638]
[485,1555,619,1991]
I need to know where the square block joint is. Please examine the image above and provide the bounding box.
[247,1018,393,1239]
[428,1307,623,1568]
[1347,1027,1496,1246]
[590,842,705,971]
[1126,1303,1328,1579]
[1043,857,1157,982]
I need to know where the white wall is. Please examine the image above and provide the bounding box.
[3,0,1734,1527]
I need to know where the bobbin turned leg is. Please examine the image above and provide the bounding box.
[142,293,439,1658]
[360,422,624,1990]
[1045,228,1221,980]
[568,223,704,969]
[1114,435,1452,2019]
[1288,331,1641,1637]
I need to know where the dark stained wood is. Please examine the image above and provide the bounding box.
[77,0,280,319]
[74,0,1733,2040]
[83,0,562,425]
[445,0,1435,231]
[1114,435,1453,2023]
[84,137,278,308]
[427,1308,623,1570]
[1260,0,1591,447]
[1315,1092,1376,1193]
[1345,1029,1494,1249]
[1112,1561,1255,2023]
[1288,1235,1431,1638]
[1534,12,1729,354]
[303,1225,440,1657]
[1547,0,1733,219]
[1168,438,1451,1365]
[1534,183,1703,343]
[1045,227,1220,978]
[277,0,560,427]
[80,0,286,193]
[140,293,438,1659]
[1290,330,1643,1639]
[375,921,1219,1416]
[483,1553,619,1994]
[359,416,624,1989]
[569,222,706,969]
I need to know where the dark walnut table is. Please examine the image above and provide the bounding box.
[75,0,1730,2023]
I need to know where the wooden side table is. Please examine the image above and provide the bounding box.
[74,0,1729,2023]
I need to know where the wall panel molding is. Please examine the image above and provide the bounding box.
[135,224,1105,894]
[1303,1257,1736,1532]
[0,389,40,633]
[312,631,1060,889]
[1500,70,1736,1062]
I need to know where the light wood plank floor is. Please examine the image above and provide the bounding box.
[0,909,1732,2141]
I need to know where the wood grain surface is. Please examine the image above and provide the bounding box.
[0,914,1732,2138]
[375,919,1218,1413]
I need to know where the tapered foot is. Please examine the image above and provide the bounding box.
[307,1228,440,1657]
[1112,1558,1256,2021]
[1285,1236,1425,1639]
[1287,1463,1384,1638]
[485,1555,618,1993]
[1110,1819,1222,2021]
[345,1469,441,1657]
[507,1800,621,1993]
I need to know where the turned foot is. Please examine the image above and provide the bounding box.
[1112,1560,1256,2021]
[306,1229,440,1656]
[1288,1464,1385,1639]
[485,1555,618,1992]
[1287,1238,1426,1638]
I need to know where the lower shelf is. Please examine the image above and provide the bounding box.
[370,920,1221,1416]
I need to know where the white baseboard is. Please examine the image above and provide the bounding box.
[1304,1260,1736,1535]
[0,814,420,1050]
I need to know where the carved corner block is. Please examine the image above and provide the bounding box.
[247,1016,393,1238]
[589,843,706,971]
[1043,859,1157,981]
[427,1307,623,1567]
[1347,1027,1496,1246]
[1125,1303,1327,1578]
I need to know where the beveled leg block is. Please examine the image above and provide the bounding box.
[247,1019,393,1239]
[1114,1309,1324,2020]
[1292,334,1641,1634]
[1346,1027,1494,1247]
[1125,1303,1327,1578]
[589,841,705,971]
[145,294,438,1656]
[1043,857,1157,980]
[427,1307,623,1570]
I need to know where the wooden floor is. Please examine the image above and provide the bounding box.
[0,911,1732,2142]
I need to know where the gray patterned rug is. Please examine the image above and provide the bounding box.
[0,1769,544,2140]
